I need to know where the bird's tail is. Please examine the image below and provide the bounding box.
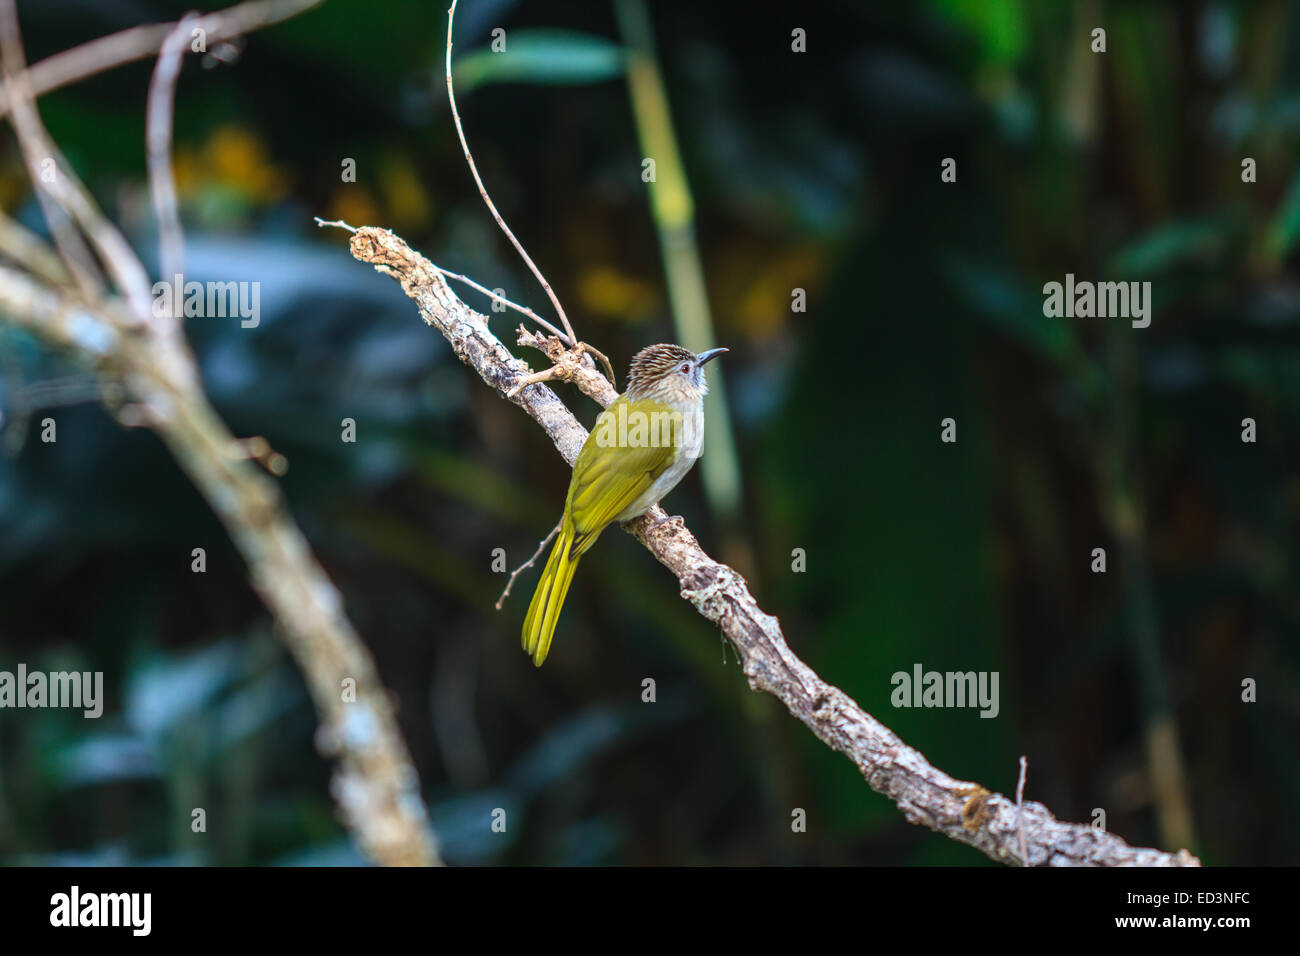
[522,522,581,666]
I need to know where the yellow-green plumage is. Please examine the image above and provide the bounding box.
[521,343,726,666]
[522,394,680,665]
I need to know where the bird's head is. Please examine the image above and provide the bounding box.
[625,343,727,402]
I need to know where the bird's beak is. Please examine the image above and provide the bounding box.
[696,347,728,366]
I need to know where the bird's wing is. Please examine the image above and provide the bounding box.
[565,397,681,553]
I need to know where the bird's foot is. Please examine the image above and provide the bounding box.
[651,513,687,533]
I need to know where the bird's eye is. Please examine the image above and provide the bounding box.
[680,363,690,373]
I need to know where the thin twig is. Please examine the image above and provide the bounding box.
[314,218,616,387]
[0,15,103,302]
[228,434,289,477]
[1017,755,1029,867]
[0,0,323,118]
[506,338,614,398]
[0,209,71,287]
[495,521,561,610]
[313,216,357,233]
[445,0,577,347]
[0,2,438,867]
[0,248,437,872]
[146,15,196,290]
[314,219,565,340]
[0,1,155,325]
[435,267,571,344]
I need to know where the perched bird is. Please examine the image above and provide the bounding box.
[522,343,728,665]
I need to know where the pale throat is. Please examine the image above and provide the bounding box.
[627,378,705,407]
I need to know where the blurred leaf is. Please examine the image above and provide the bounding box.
[505,701,687,797]
[930,0,1027,64]
[54,735,157,786]
[945,255,1075,364]
[851,51,971,129]
[453,30,625,92]
[430,790,524,864]
[126,641,247,741]
[1266,170,1300,263]
[455,0,524,45]
[22,846,200,867]
[425,700,689,864]
[545,817,623,865]
[210,669,304,752]
[1108,218,1228,276]
[274,840,368,866]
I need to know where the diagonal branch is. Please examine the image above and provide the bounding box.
[334,223,1201,868]
[0,260,440,867]
[441,0,615,391]
[0,0,436,867]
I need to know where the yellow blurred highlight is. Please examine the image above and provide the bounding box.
[327,186,384,231]
[173,124,289,205]
[715,243,824,339]
[377,154,432,233]
[576,265,658,322]
[0,158,31,211]
[203,126,289,203]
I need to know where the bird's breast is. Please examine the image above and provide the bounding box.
[615,401,704,522]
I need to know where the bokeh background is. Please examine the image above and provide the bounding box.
[1,0,1297,865]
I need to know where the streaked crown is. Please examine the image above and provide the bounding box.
[625,343,727,401]
[627,344,695,391]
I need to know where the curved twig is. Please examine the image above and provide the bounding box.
[495,521,561,610]
[145,15,196,289]
[444,0,576,347]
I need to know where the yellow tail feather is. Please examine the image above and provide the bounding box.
[522,524,582,666]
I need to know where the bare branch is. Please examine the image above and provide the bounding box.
[338,225,1201,868]
[0,257,440,866]
[313,216,357,233]
[0,0,323,118]
[508,335,614,398]
[0,0,154,324]
[0,0,438,866]
[146,15,196,288]
[1017,755,1029,867]
[315,218,616,386]
[0,209,70,287]
[0,14,103,302]
[431,266,571,347]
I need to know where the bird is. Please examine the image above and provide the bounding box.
[522,343,728,666]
